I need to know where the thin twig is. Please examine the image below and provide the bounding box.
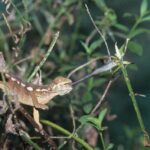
[85,4,111,61]
[49,105,76,140]
[2,13,19,44]
[68,57,100,78]
[85,29,97,45]
[91,73,121,115]
[14,56,32,66]
[28,31,59,82]
[69,104,76,136]
[91,80,113,115]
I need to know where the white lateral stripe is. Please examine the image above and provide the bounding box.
[21,83,26,87]
[41,89,48,92]
[27,86,33,91]
[11,77,16,81]
[5,73,10,78]
[36,89,41,92]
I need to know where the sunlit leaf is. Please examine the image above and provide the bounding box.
[98,108,107,128]
[81,42,91,55]
[141,16,150,22]
[115,43,122,59]
[106,143,114,150]
[79,115,100,127]
[95,0,107,11]
[140,0,148,16]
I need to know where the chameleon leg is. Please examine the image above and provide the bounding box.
[30,92,48,110]
[33,108,42,129]
[0,81,7,91]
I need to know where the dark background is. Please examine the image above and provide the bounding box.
[0,0,150,149]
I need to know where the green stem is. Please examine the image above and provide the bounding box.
[128,18,141,38]
[41,120,93,150]
[100,132,106,150]
[27,31,59,82]
[119,61,145,132]
[20,131,41,150]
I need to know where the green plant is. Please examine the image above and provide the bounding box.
[0,0,150,149]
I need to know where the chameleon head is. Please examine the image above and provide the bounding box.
[51,76,72,96]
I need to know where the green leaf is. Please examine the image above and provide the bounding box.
[140,0,148,16]
[129,28,150,39]
[98,108,107,128]
[79,115,100,128]
[81,42,91,55]
[95,0,108,11]
[89,39,103,53]
[83,103,93,114]
[141,16,150,22]
[113,23,129,32]
[79,109,108,130]
[87,78,94,91]
[128,41,143,56]
[106,143,114,150]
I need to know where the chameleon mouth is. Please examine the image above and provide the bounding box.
[58,85,72,96]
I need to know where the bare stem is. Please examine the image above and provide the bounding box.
[28,31,59,82]
[120,62,145,131]
[41,120,93,150]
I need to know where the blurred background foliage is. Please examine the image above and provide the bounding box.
[0,0,150,149]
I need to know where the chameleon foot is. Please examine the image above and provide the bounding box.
[34,103,48,110]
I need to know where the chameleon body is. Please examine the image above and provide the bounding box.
[0,72,72,127]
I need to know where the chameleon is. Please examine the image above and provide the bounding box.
[0,72,72,127]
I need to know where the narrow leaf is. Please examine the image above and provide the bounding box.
[141,16,150,22]
[107,143,114,150]
[89,39,103,53]
[81,42,91,54]
[114,23,129,32]
[140,0,148,16]
[115,43,122,59]
[98,108,107,127]
[79,115,100,127]
[128,41,143,56]
[129,28,150,39]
